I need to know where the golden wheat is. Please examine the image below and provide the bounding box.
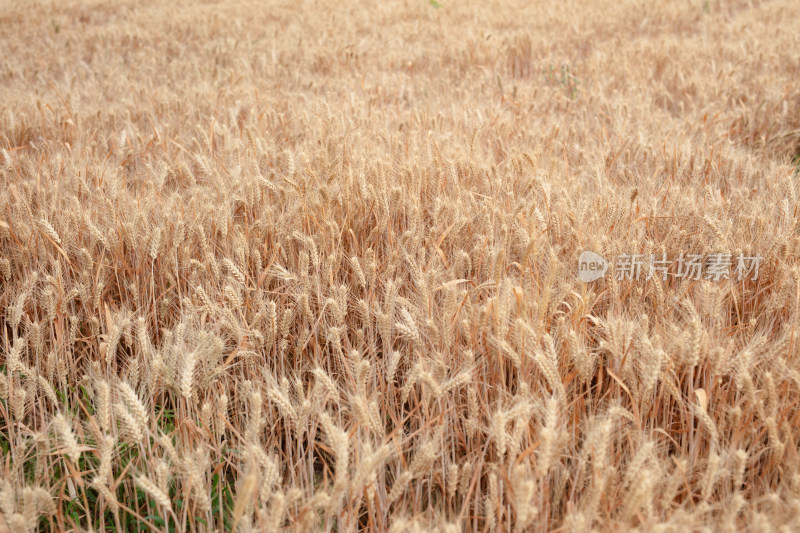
[2,0,800,531]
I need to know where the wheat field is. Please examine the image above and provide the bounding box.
[1,0,800,531]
